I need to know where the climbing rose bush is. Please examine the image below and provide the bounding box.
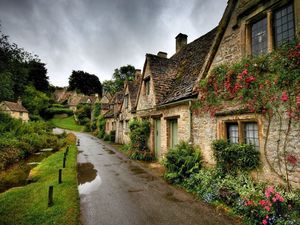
[198,41,300,120]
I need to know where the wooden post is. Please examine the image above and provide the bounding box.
[48,186,53,207]
[58,169,62,184]
[63,156,66,168]
[66,146,69,155]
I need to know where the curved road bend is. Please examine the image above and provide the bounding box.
[76,132,240,225]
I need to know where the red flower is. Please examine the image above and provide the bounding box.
[297,42,300,49]
[281,91,289,102]
[245,76,256,83]
[296,95,300,106]
[262,219,267,225]
[287,155,297,166]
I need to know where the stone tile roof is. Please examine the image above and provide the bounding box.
[1,101,28,112]
[114,91,124,104]
[101,103,110,110]
[157,28,217,105]
[127,75,142,110]
[53,90,73,103]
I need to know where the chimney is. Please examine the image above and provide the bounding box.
[175,33,188,53]
[135,69,142,80]
[17,97,22,105]
[157,51,168,58]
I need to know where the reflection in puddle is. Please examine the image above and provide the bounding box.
[78,175,102,195]
[78,162,101,195]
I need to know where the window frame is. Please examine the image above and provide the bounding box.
[124,94,129,109]
[144,78,150,96]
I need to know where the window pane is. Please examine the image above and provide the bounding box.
[251,17,268,56]
[227,123,239,144]
[274,4,295,47]
[244,122,259,150]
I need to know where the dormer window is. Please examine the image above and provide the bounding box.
[145,78,150,96]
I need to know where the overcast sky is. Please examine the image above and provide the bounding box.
[0,0,227,87]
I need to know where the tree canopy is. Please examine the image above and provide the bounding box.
[0,27,50,101]
[68,70,102,96]
[103,65,135,95]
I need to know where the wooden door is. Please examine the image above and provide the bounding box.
[154,119,161,158]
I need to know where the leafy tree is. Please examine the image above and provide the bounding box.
[112,65,135,92]
[0,72,14,101]
[102,80,117,94]
[68,70,102,95]
[22,85,50,115]
[27,60,49,92]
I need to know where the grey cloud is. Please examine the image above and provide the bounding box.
[0,0,227,86]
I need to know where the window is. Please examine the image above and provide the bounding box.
[225,121,260,150]
[227,123,239,144]
[124,95,128,109]
[244,122,259,149]
[251,17,268,56]
[19,112,23,118]
[125,120,129,133]
[274,3,295,47]
[169,119,178,148]
[145,79,150,96]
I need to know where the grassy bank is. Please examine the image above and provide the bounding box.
[50,116,84,132]
[0,144,79,225]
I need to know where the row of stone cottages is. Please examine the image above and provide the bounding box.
[101,0,300,186]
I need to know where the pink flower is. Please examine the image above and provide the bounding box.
[242,69,248,75]
[265,186,275,198]
[265,206,270,211]
[275,193,284,202]
[262,219,268,225]
[287,155,297,166]
[296,95,300,106]
[281,91,289,102]
[245,76,256,83]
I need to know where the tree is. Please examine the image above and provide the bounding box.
[22,85,50,115]
[0,72,14,101]
[102,80,117,94]
[68,70,102,95]
[27,60,49,92]
[112,65,135,91]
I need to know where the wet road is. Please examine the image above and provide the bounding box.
[76,132,239,225]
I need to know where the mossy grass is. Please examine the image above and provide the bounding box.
[0,145,79,225]
[50,116,84,132]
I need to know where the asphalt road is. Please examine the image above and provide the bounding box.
[76,132,239,225]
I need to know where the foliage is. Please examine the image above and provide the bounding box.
[96,115,106,139]
[22,85,50,116]
[0,145,79,225]
[0,112,65,169]
[68,70,102,95]
[212,140,260,174]
[0,28,50,100]
[93,103,101,118]
[128,118,150,151]
[102,65,135,94]
[75,104,91,126]
[44,107,73,118]
[164,142,202,184]
[50,116,84,132]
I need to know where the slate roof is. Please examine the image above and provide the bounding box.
[127,75,142,110]
[1,101,28,112]
[158,27,218,105]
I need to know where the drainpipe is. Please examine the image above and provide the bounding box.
[188,100,193,144]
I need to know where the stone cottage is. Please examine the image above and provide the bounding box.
[192,0,300,185]
[116,70,142,144]
[0,100,29,122]
[132,29,217,159]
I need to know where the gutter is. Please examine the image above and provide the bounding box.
[156,98,196,109]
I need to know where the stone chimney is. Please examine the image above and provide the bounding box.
[157,51,168,58]
[175,33,188,53]
[135,69,142,80]
[17,97,22,105]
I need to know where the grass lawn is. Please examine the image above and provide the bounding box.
[0,145,79,225]
[50,116,84,132]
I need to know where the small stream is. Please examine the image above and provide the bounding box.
[0,151,52,193]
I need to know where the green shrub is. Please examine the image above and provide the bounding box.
[129,151,153,161]
[212,140,260,174]
[164,141,202,184]
[128,118,150,151]
[45,107,73,117]
[103,134,110,141]
[97,115,106,138]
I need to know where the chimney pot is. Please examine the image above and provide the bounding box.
[175,33,188,53]
[157,51,168,58]
[17,97,22,105]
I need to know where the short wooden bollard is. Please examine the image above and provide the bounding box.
[58,169,62,184]
[77,139,80,146]
[48,186,53,207]
[66,146,69,155]
[63,156,66,168]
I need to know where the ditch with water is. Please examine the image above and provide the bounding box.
[0,151,53,193]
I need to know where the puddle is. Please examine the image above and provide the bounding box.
[104,164,112,167]
[164,191,183,202]
[98,154,103,156]
[105,149,115,154]
[78,150,83,154]
[78,163,101,195]
[128,188,144,193]
[130,165,146,175]
[83,154,88,156]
